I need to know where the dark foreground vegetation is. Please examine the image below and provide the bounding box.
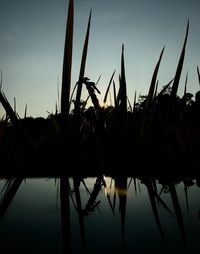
[1,86,200,176]
[0,0,200,176]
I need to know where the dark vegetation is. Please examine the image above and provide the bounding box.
[0,0,200,176]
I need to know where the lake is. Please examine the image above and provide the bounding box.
[0,176,199,254]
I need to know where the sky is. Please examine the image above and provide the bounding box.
[0,0,200,118]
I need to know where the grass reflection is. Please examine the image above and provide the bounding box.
[0,178,23,219]
[60,177,71,253]
[0,176,199,253]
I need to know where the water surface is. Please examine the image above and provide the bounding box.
[0,177,199,253]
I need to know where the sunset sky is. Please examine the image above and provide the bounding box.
[0,0,200,117]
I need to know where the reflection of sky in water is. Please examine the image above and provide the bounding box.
[0,177,199,253]
[0,178,62,253]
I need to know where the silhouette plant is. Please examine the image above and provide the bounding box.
[0,1,199,176]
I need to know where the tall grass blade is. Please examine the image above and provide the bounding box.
[14,97,16,113]
[120,44,127,118]
[103,70,116,104]
[116,75,121,106]
[113,80,117,107]
[197,66,200,86]
[139,48,164,150]
[171,21,189,101]
[133,91,137,111]
[184,72,188,96]
[69,82,78,109]
[61,0,74,116]
[57,76,60,113]
[145,47,165,109]
[0,69,2,90]
[75,10,92,116]
[95,75,102,86]
[127,96,132,112]
[154,80,159,99]
[24,104,27,118]
[0,90,19,125]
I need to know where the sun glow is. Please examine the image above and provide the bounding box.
[103,176,128,196]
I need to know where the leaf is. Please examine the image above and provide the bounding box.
[24,104,27,118]
[0,69,2,90]
[154,80,159,99]
[120,44,127,117]
[197,66,200,87]
[133,91,137,111]
[145,46,165,110]
[103,70,116,104]
[116,75,121,106]
[113,80,117,108]
[171,20,189,100]
[0,90,19,126]
[61,0,74,116]
[74,10,92,116]
[184,71,188,96]
[127,96,132,112]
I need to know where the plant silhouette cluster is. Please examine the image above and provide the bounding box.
[0,0,200,176]
[0,84,200,176]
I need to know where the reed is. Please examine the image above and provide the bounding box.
[61,0,74,117]
[74,11,92,117]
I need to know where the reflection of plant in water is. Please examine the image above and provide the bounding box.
[81,176,105,216]
[0,176,199,253]
[0,178,23,219]
[50,176,200,253]
[68,176,199,252]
